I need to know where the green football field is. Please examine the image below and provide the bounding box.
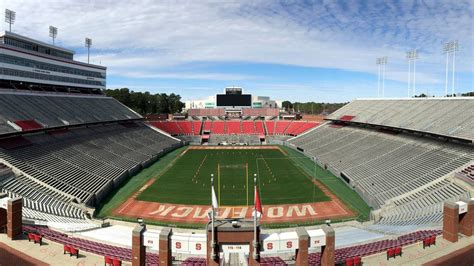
[136,148,330,205]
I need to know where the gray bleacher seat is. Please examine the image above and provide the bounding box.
[288,121,473,226]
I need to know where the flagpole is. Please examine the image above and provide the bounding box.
[246,163,249,206]
[218,163,221,206]
[211,174,216,260]
[253,173,258,260]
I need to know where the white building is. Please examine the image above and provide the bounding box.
[0,31,106,94]
[184,87,281,111]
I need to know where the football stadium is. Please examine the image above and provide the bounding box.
[0,2,473,266]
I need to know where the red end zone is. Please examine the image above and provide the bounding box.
[113,178,354,225]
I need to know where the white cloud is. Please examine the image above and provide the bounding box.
[0,0,472,87]
[114,71,259,81]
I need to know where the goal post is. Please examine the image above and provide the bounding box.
[216,162,249,207]
[218,163,220,206]
[246,162,249,207]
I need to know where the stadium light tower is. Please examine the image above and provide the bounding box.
[376,57,387,98]
[443,40,459,96]
[5,9,16,32]
[406,49,418,97]
[451,40,458,96]
[85,38,92,64]
[376,58,381,97]
[49,26,58,45]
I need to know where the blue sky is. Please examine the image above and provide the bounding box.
[1,0,473,102]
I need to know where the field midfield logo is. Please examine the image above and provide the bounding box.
[286,205,317,217]
[192,207,212,219]
[171,206,194,218]
[266,206,284,218]
[233,207,248,219]
[149,205,176,216]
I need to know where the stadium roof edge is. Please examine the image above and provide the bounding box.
[0,118,144,139]
[0,89,108,99]
[1,30,75,54]
[323,118,473,144]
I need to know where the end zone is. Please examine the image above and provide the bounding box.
[113,176,354,225]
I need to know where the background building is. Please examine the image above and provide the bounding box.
[185,87,282,111]
[0,31,106,94]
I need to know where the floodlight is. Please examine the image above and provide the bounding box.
[49,26,58,45]
[5,9,16,31]
[85,37,92,63]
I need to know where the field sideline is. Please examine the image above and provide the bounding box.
[96,145,371,226]
[136,146,330,205]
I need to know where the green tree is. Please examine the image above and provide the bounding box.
[104,88,185,115]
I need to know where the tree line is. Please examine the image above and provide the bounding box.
[104,88,348,116]
[413,91,473,98]
[104,88,184,114]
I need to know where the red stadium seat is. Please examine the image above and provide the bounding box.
[112,258,122,266]
[387,248,394,260]
[193,121,202,135]
[104,256,113,265]
[33,234,42,245]
[203,121,212,131]
[226,121,241,134]
[64,245,71,255]
[211,121,225,134]
[69,247,79,258]
[265,121,276,135]
[242,121,256,134]
[354,256,361,266]
[345,257,354,266]
[395,246,402,257]
[274,121,291,134]
[255,121,265,134]
[28,233,35,242]
[177,121,193,135]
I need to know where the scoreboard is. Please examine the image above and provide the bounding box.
[216,94,252,107]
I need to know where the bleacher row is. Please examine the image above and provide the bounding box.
[265,121,318,135]
[150,121,202,135]
[151,120,318,136]
[0,91,141,135]
[456,163,474,183]
[0,122,181,220]
[289,123,472,225]
[187,108,226,117]
[208,134,262,145]
[181,229,442,266]
[22,225,159,264]
[187,108,281,118]
[377,179,470,226]
[308,229,442,265]
[327,98,474,141]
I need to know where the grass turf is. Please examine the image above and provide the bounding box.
[95,146,187,218]
[136,148,330,205]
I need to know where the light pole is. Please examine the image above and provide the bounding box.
[49,26,58,45]
[451,40,458,96]
[85,38,92,64]
[443,40,459,97]
[376,58,381,97]
[406,49,418,97]
[376,57,388,98]
[5,9,16,32]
